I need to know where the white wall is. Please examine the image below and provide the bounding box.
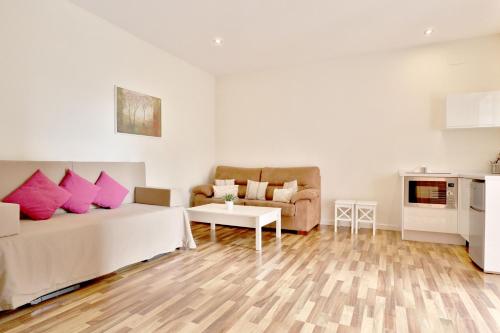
[0,0,215,204]
[216,35,500,229]
[2,1,498,226]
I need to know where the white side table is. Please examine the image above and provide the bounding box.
[334,200,356,234]
[355,201,377,235]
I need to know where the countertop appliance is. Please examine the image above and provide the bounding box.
[469,179,486,268]
[404,177,458,209]
[402,176,460,242]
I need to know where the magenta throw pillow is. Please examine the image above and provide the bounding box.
[93,171,129,209]
[2,170,72,220]
[59,170,101,214]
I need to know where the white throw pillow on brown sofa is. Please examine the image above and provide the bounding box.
[283,180,298,194]
[273,188,294,203]
[245,180,268,200]
[214,179,235,186]
[213,185,239,199]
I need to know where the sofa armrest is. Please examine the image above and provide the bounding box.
[192,184,213,197]
[0,203,20,238]
[291,189,320,203]
[135,187,183,207]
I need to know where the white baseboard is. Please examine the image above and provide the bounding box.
[320,219,400,231]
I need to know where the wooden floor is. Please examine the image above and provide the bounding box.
[1,224,500,333]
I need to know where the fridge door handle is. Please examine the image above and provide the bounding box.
[470,206,485,213]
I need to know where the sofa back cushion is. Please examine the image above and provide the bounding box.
[214,166,261,186]
[0,161,72,201]
[238,185,247,198]
[261,167,320,189]
[0,161,146,212]
[72,162,145,205]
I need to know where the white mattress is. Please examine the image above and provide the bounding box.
[0,203,196,310]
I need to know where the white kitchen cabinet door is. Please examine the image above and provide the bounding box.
[458,178,471,241]
[403,207,458,233]
[446,94,476,128]
[446,91,500,128]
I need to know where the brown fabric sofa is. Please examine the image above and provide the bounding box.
[192,166,321,233]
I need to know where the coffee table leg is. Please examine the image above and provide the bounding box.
[276,215,281,239]
[256,225,262,251]
[209,222,216,241]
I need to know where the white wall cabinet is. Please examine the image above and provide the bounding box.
[446,91,500,129]
[458,178,471,241]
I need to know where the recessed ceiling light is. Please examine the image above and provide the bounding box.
[424,28,434,36]
[213,37,224,46]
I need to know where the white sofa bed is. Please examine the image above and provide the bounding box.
[0,161,196,310]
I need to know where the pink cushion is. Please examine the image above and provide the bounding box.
[93,171,129,209]
[59,170,101,214]
[2,170,72,220]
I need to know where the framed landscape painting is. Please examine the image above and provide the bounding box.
[115,86,162,137]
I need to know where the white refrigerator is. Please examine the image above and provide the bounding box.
[469,180,485,269]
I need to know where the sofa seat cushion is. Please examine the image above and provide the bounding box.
[193,195,246,207]
[0,203,194,310]
[194,195,224,206]
[242,199,295,217]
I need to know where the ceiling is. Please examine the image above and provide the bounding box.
[70,0,500,76]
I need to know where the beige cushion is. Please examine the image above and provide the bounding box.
[284,180,298,194]
[134,187,183,207]
[214,179,235,186]
[273,188,294,203]
[245,180,268,200]
[213,185,238,199]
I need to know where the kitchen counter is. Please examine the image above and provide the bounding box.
[400,170,500,272]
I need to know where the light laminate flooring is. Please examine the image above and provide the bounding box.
[1,224,499,333]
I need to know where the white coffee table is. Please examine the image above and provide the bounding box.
[186,203,281,251]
